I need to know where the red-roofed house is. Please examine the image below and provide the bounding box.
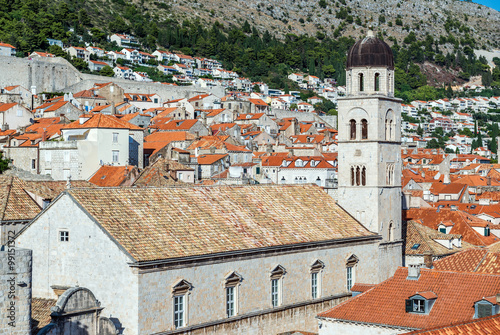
[235,113,278,135]
[0,85,34,109]
[317,267,500,334]
[157,119,209,136]
[34,114,145,180]
[0,102,33,130]
[0,42,16,56]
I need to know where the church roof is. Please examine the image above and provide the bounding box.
[61,185,376,262]
[346,31,394,69]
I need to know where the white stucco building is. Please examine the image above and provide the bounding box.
[38,114,144,180]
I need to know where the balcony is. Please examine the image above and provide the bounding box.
[324,179,338,189]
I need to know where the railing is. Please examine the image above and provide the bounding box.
[324,179,338,188]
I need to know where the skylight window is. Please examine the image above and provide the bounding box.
[411,244,420,250]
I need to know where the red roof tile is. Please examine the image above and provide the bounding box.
[318,267,500,330]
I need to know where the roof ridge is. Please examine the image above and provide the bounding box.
[473,249,490,273]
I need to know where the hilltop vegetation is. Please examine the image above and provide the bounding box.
[0,0,499,103]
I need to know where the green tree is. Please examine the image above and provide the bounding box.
[99,66,114,77]
[0,152,9,173]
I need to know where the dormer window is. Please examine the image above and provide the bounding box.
[405,292,437,314]
[475,297,499,318]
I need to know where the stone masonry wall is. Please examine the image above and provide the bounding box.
[0,247,32,335]
[138,240,382,334]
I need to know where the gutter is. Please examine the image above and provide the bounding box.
[315,316,418,332]
[129,234,381,269]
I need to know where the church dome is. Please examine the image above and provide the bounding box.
[346,31,394,69]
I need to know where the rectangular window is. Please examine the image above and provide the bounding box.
[112,132,119,143]
[112,150,119,163]
[174,295,184,328]
[59,230,69,242]
[413,299,425,313]
[347,266,353,291]
[271,279,279,307]
[311,272,318,299]
[31,159,36,170]
[17,109,23,117]
[226,287,235,317]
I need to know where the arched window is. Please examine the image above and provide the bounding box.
[388,221,394,241]
[361,167,366,186]
[351,167,355,186]
[350,119,356,140]
[316,177,321,186]
[346,254,359,291]
[385,110,395,141]
[359,73,364,92]
[361,119,368,139]
[356,166,360,186]
[374,73,380,91]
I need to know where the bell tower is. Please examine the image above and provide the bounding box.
[337,31,402,245]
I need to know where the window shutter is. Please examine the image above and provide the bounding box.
[405,299,412,313]
[478,303,492,318]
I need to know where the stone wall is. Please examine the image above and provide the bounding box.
[0,247,32,335]
[15,195,140,334]
[137,239,382,334]
[161,295,349,335]
[0,56,225,100]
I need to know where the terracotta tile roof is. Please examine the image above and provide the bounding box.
[63,114,141,130]
[0,176,41,221]
[210,123,237,133]
[476,191,500,201]
[3,85,19,91]
[144,131,195,144]
[64,185,376,262]
[205,108,226,117]
[0,102,17,112]
[31,298,56,334]
[187,94,210,102]
[22,180,94,201]
[88,165,138,187]
[405,313,500,335]
[318,267,500,330]
[433,248,500,275]
[159,119,199,131]
[235,113,265,121]
[197,153,228,165]
[404,208,499,246]
[134,158,192,187]
[350,283,376,293]
[187,136,230,150]
[73,89,105,99]
[0,42,15,49]
[248,98,268,106]
[405,221,474,256]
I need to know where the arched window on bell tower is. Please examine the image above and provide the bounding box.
[351,167,355,186]
[374,73,380,91]
[385,110,395,141]
[361,119,368,139]
[359,73,364,92]
[356,166,360,186]
[361,167,366,186]
[350,119,356,140]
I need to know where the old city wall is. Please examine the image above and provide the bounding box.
[0,56,225,100]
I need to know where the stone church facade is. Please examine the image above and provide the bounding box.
[16,185,387,335]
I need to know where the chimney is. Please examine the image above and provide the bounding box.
[496,293,500,304]
[42,128,46,142]
[423,252,433,269]
[407,264,421,280]
[487,176,492,186]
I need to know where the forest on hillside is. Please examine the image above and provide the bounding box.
[1,0,499,102]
